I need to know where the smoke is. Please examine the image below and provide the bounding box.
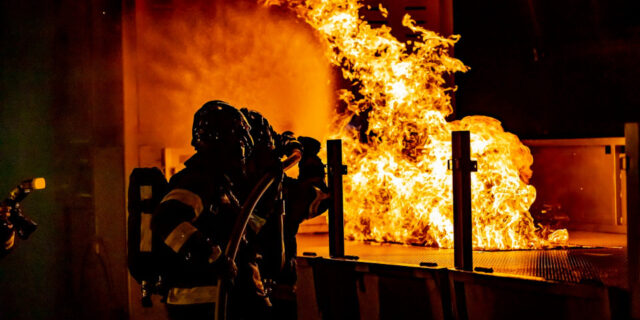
[134,0,335,148]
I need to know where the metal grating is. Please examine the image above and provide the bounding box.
[298,234,628,288]
[476,250,605,283]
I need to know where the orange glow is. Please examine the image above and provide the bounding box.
[264,0,568,249]
[133,1,335,149]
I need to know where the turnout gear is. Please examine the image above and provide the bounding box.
[240,109,288,283]
[154,151,288,319]
[148,101,279,320]
[152,153,244,309]
[130,101,322,319]
[239,109,330,320]
[268,136,330,320]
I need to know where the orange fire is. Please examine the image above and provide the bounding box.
[264,0,568,249]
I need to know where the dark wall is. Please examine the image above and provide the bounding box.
[453,0,640,139]
[0,2,62,319]
[1,1,127,319]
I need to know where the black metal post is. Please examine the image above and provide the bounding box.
[451,131,476,271]
[327,139,345,258]
[625,123,640,319]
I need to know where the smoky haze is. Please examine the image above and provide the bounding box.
[133,0,336,149]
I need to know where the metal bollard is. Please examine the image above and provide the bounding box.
[327,139,346,258]
[450,131,476,271]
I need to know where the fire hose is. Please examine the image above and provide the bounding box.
[217,148,302,320]
[226,148,302,261]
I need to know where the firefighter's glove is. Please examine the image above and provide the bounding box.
[211,254,238,281]
[279,131,302,157]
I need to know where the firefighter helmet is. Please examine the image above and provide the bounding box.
[191,100,254,161]
[240,108,277,152]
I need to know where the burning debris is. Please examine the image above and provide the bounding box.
[264,0,568,249]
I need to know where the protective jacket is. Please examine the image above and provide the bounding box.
[255,136,330,320]
[152,152,269,319]
[151,153,235,302]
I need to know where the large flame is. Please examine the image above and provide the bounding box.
[264,0,567,249]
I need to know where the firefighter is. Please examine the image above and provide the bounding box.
[1,178,42,258]
[0,204,17,257]
[151,100,271,319]
[240,109,330,320]
[271,136,329,320]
